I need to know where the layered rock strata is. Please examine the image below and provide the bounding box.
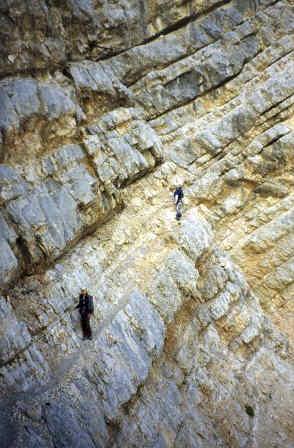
[0,1,293,447]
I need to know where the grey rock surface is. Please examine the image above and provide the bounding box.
[0,0,234,78]
[0,1,293,447]
[0,296,31,366]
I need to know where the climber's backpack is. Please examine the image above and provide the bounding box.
[88,295,94,314]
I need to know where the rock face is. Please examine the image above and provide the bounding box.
[0,1,293,447]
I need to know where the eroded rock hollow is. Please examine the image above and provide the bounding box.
[0,1,293,447]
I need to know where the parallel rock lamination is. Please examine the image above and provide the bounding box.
[0,1,293,447]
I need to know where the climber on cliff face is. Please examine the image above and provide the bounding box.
[173,185,184,220]
[76,288,94,340]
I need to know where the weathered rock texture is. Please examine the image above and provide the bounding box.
[0,1,293,447]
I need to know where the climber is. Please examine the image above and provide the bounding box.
[173,185,184,220]
[76,288,94,340]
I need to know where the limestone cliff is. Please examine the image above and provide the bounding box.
[0,1,293,447]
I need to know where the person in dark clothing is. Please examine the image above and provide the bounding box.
[76,288,94,340]
[174,186,184,204]
[173,186,184,220]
